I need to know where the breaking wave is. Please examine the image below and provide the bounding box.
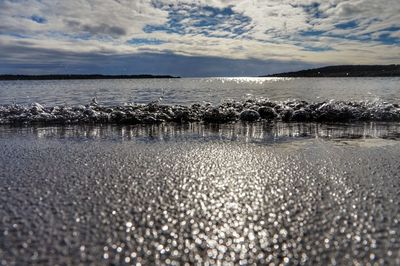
[1,99,400,125]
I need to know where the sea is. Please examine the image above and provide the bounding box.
[1,77,399,105]
[0,77,400,265]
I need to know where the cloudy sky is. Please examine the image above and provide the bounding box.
[0,0,399,76]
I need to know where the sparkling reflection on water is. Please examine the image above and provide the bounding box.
[1,123,400,265]
[2,122,400,143]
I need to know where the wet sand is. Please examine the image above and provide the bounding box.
[1,123,400,265]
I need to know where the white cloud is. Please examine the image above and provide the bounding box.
[0,0,399,66]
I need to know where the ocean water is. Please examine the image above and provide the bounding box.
[1,77,400,125]
[1,78,400,265]
[0,77,399,106]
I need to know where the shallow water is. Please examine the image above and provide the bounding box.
[1,77,399,106]
[0,123,400,265]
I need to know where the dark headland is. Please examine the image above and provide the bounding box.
[0,74,180,81]
[264,65,400,77]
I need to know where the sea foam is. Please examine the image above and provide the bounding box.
[1,99,400,125]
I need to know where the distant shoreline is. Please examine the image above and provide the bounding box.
[2,65,400,80]
[0,74,180,81]
[263,64,400,77]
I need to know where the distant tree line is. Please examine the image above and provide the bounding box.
[264,65,400,77]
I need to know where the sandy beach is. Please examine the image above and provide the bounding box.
[1,123,399,265]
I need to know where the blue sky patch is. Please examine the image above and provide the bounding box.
[375,33,399,45]
[335,20,358,29]
[144,4,252,38]
[300,25,399,46]
[300,30,325,37]
[297,2,324,19]
[128,38,166,46]
[31,15,47,24]
[383,26,400,32]
[0,32,29,39]
[302,45,334,52]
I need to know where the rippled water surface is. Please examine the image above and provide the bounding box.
[0,77,399,106]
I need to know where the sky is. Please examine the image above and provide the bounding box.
[0,0,399,77]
